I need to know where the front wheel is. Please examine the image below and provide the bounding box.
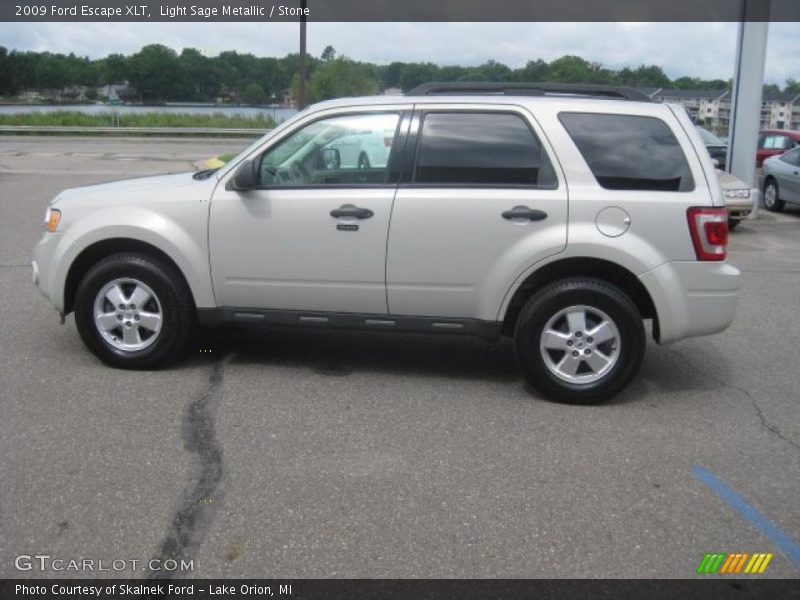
[513,278,645,404]
[74,253,194,369]
[728,218,740,230]
[763,179,785,212]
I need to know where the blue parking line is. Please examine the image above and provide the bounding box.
[692,465,800,569]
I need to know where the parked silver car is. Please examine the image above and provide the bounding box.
[32,82,740,403]
[762,147,800,212]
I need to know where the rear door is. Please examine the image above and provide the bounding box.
[386,105,568,321]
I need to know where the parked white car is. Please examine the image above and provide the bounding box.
[33,82,740,403]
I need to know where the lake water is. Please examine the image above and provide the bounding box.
[0,104,298,123]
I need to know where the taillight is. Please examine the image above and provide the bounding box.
[687,207,728,261]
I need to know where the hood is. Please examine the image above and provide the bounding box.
[52,171,213,208]
[715,169,749,190]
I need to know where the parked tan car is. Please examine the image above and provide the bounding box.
[717,170,755,230]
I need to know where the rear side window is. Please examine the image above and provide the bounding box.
[559,113,694,192]
[762,135,793,150]
[414,112,557,187]
[779,148,800,166]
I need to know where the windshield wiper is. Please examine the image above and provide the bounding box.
[193,168,220,180]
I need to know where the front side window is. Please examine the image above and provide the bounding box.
[559,113,695,192]
[257,112,400,187]
[413,112,557,187]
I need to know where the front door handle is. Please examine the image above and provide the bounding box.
[502,206,548,221]
[330,204,374,219]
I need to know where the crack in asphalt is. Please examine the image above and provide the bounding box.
[668,347,800,453]
[147,356,227,580]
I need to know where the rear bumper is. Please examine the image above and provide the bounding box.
[639,261,740,344]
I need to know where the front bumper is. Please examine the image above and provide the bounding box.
[32,231,67,312]
[639,261,740,344]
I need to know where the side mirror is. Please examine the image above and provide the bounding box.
[225,159,258,191]
[321,147,341,170]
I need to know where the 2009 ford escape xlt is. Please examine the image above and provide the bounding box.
[32,82,740,403]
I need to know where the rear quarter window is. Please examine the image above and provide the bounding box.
[559,113,695,192]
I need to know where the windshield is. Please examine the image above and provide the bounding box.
[696,127,726,146]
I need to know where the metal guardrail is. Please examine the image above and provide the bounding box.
[0,125,270,137]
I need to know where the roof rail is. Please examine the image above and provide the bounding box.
[405,82,653,102]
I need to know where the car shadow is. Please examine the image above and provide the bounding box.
[172,326,736,407]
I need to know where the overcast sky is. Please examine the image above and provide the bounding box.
[1,22,797,86]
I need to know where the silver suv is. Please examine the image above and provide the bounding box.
[32,83,740,403]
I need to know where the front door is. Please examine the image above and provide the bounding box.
[210,110,405,314]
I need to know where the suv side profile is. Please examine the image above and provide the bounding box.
[32,83,740,403]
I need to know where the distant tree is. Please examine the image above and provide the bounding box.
[516,59,550,82]
[763,83,781,95]
[630,64,671,88]
[84,87,98,101]
[398,63,439,91]
[383,61,403,88]
[548,55,595,83]
[241,82,266,105]
[127,44,183,101]
[306,57,379,103]
[321,45,336,61]
[100,53,129,85]
[786,78,800,94]
[672,76,702,89]
[476,60,512,81]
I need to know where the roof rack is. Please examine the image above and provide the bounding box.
[405,82,653,102]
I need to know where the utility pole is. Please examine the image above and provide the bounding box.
[297,0,307,109]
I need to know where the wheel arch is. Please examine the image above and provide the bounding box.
[64,238,195,315]
[501,257,659,339]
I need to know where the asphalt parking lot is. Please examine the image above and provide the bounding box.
[1,136,798,580]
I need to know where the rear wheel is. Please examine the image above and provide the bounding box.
[513,278,645,404]
[728,218,739,230]
[74,253,194,369]
[763,179,785,212]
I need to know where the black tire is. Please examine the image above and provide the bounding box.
[513,278,645,404]
[728,218,739,230]
[763,179,785,212]
[357,152,370,169]
[74,253,194,369]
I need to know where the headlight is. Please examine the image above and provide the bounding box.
[44,208,61,232]
[724,189,751,200]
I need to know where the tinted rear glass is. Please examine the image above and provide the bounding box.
[559,113,694,192]
[414,112,557,187]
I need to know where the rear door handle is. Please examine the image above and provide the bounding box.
[330,204,374,219]
[502,206,548,221]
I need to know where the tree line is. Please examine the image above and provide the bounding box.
[1,44,798,105]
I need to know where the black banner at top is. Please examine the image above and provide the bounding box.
[2,0,800,22]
